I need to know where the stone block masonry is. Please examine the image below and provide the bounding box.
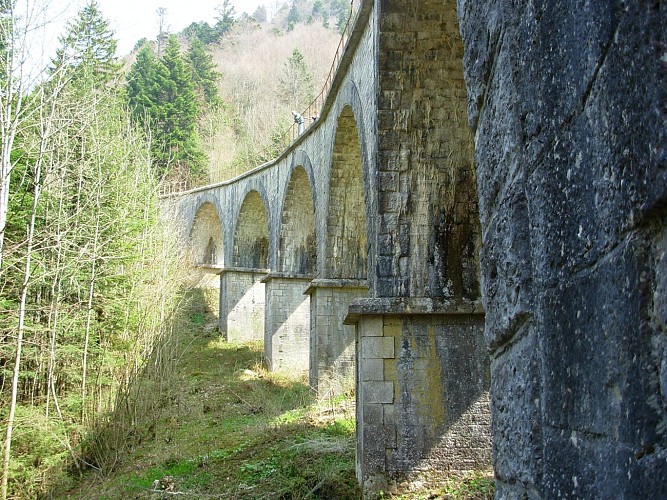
[219,268,267,342]
[459,0,667,497]
[262,273,312,373]
[306,279,368,396]
[347,298,490,492]
[375,0,480,300]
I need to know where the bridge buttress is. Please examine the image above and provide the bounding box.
[219,267,267,342]
[350,0,491,492]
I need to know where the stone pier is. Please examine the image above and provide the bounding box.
[219,267,268,342]
[261,273,313,374]
[346,298,491,491]
[305,279,368,396]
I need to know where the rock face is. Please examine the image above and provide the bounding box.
[459,0,667,497]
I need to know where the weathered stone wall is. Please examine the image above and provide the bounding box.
[307,280,368,395]
[232,191,269,269]
[263,274,312,373]
[351,299,491,492]
[326,106,368,279]
[374,0,480,300]
[459,0,667,497]
[219,269,266,342]
[347,0,491,491]
[189,202,224,265]
[279,167,316,274]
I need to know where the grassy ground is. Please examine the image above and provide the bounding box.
[60,290,493,499]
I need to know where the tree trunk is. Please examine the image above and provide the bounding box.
[1,134,46,500]
[81,214,100,423]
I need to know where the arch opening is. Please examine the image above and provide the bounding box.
[189,202,224,266]
[326,105,367,279]
[279,166,316,275]
[232,190,269,269]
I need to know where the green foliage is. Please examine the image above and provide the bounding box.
[51,0,120,86]
[286,1,301,31]
[440,471,495,498]
[312,0,324,19]
[252,5,268,23]
[128,457,211,490]
[126,38,207,181]
[132,37,148,52]
[182,1,235,46]
[214,0,236,38]
[1,406,78,498]
[189,311,206,325]
[126,45,163,119]
[186,37,221,106]
[182,21,218,45]
[332,0,350,34]
[277,48,314,113]
[0,51,182,496]
[58,315,360,499]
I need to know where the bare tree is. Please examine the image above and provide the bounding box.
[0,0,64,270]
[156,7,168,56]
[1,68,68,500]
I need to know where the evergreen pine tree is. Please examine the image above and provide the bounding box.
[252,5,268,24]
[126,37,206,181]
[214,0,236,39]
[286,1,301,31]
[183,21,218,45]
[186,37,221,106]
[51,0,120,86]
[311,0,324,21]
[160,36,200,160]
[277,48,314,113]
[126,45,166,125]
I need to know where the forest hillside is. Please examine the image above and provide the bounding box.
[150,0,353,186]
[205,20,341,182]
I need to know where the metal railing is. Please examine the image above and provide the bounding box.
[160,0,363,194]
[287,0,362,143]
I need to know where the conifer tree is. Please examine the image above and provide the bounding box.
[286,1,301,31]
[214,0,236,38]
[127,37,206,181]
[126,45,168,125]
[277,48,314,113]
[51,0,120,86]
[186,37,221,106]
[183,21,217,45]
[252,5,267,24]
[159,36,202,169]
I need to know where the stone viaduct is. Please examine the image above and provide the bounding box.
[165,1,666,497]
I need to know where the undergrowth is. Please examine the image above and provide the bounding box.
[58,288,493,499]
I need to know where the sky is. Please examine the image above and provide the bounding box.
[53,0,272,56]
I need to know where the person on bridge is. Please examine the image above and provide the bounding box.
[292,111,305,135]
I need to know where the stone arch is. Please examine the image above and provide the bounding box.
[279,162,316,274]
[189,201,224,266]
[325,104,367,279]
[232,190,269,269]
